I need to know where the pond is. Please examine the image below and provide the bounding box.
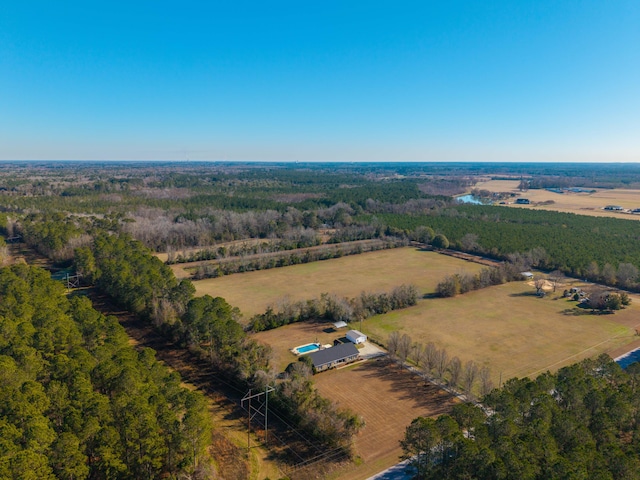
[456,194,490,205]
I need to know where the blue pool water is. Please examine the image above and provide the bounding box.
[615,348,640,369]
[297,343,320,354]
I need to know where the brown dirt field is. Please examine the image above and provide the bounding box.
[314,359,458,480]
[473,180,640,220]
[192,248,485,318]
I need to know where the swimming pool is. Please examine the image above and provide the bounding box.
[615,347,640,369]
[292,343,320,355]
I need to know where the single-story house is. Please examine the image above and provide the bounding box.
[309,343,359,373]
[346,329,367,344]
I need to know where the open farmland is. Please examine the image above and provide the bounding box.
[191,247,485,317]
[315,360,458,480]
[365,280,640,384]
[474,179,640,220]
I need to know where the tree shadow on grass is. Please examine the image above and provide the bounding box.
[355,358,456,416]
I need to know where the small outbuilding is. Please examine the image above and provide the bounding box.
[309,343,359,373]
[333,321,348,329]
[521,272,534,280]
[515,198,530,204]
[346,329,367,344]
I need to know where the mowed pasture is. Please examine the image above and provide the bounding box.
[365,280,640,383]
[191,247,485,317]
[475,179,640,220]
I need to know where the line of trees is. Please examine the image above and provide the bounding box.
[192,238,405,280]
[386,333,493,400]
[248,285,418,332]
[435,263,529,298]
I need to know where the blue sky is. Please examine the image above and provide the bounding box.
[1,1,638,162]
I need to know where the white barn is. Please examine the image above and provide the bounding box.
[346,329,367,344]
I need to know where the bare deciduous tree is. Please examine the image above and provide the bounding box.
[617,263,639,288]
[435,349,449,380]
[479,366,494,397]
[424,342,438,373]
[397,334,413,368]
[549,270,564,292]
[387,331,400,359]
[448,356,462,388]
[410,343,424,367]
[463,361,479,398]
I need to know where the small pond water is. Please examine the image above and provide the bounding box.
[456,194,489,205]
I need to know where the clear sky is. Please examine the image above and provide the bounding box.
[1,1,638,162]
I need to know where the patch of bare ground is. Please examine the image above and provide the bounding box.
[7,242,52,268]
[314,358,458,480]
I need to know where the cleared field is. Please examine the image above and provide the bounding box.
[365,280,640,383]
[474,180,640,220]
[315,360,457,480]
[192,248,485,317]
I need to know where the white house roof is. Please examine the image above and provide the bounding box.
[346,329,366,338]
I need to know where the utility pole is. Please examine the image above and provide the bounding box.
[241,385,276,449]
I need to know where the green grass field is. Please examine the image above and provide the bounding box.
[363,280,640,383]
[192,247,485,318]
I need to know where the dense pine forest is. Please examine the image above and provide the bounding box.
[0,264,212,479]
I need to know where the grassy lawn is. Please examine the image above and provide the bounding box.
[363,280,640,384]
[191,247,485,318]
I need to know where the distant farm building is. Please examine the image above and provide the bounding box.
[309,343,359,373]
[604,205,624,211]
[333,320,348,329]
[521,272,534,280]
[346,329,367,344]
[515,198,530,204]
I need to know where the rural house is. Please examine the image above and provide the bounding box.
[309,343,359,373]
